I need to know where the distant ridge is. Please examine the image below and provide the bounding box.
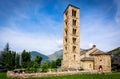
[107,47,120,55]
[30,51,49,62]
[29,47,119,62]
[48,48,84,61]
[48,49,63,61]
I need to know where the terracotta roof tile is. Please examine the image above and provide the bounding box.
[81,57,94,61]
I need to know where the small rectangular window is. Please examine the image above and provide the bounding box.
[73,46,76,52]
[65,38,67,42]
[72,19,76,26]
[65,29,67,35]
[73,29,76,35]
[65,22,67,26]
[65,31,67,35]
[65,11,68,16]
[73,38,76,44]
[72,10,76,17]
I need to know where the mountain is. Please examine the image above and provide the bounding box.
[30,51,49,62]
[30,48,86,61]
[107,47,120,55]
[107,47,120,71]
[48,49,63,61]
[48,48,84,61]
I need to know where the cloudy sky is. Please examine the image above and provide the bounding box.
[0,0,120,55]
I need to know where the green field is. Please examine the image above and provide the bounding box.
[0,72,120,79]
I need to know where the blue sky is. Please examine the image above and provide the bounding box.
[0,0,120,55]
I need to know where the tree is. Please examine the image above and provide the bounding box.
[33,62,39,72]
[5,51,16,70]
[50,61,57,68]
[41,62,49,72]
[21,50,31,68]
[0,43,17,71]
[34,56,42,65]
[56,58,62,67]
[28,61,39,69]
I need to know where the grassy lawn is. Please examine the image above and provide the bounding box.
[0,72,120,79]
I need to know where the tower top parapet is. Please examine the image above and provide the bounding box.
[64,4,79,13]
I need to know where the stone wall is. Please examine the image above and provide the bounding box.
[62,4,80,69]
[94,55,111,72]
[7,70,98,78]
[81,61,93,70]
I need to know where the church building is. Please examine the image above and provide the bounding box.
[62,4,111,72]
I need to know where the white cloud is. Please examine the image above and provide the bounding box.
[56,39,63,49]
[0,3,64,55]
[80,10,120,51]
[0,27,62,55]
[0,0,120,54]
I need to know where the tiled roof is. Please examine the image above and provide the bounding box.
[80,48,110,56]
[80,50,87,55]
[80,48,92,55]
[90,49,110,55]
[81,57,94,61]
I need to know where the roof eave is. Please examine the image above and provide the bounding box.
[63,4,80,13]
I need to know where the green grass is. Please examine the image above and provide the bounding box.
[0,72,120,79]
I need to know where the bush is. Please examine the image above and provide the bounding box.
[41,62,49,72]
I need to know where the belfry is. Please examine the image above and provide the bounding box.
[61,4,111,72]
[62,4,80,69]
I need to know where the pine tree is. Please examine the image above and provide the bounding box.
[21,50,31,68]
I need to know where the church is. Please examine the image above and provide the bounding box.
[61,4,111,72]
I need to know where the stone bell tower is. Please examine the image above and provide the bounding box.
[62,4,80,69]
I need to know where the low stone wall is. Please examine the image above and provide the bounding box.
[7,70,98,78]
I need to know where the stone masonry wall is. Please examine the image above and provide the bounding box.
[7,70,98,78]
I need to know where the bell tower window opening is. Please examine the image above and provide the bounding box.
[73,29,76,35]
[73,37,76,44]
[65,38,67,43]
[65,21,67,26]
[72,19,76,26]
[65,29,67,35]
[73,46,76,52]
[72,9,76,17]
[65,11,68,16]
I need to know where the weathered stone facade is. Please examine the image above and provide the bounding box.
[80,45,111,72]
[62,4,111,72]
[62,4,80,69]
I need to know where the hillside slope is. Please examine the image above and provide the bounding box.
[30,51,49,62]
[48,49,63,61]
[108,47,120,55]
[48,48,84,61]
